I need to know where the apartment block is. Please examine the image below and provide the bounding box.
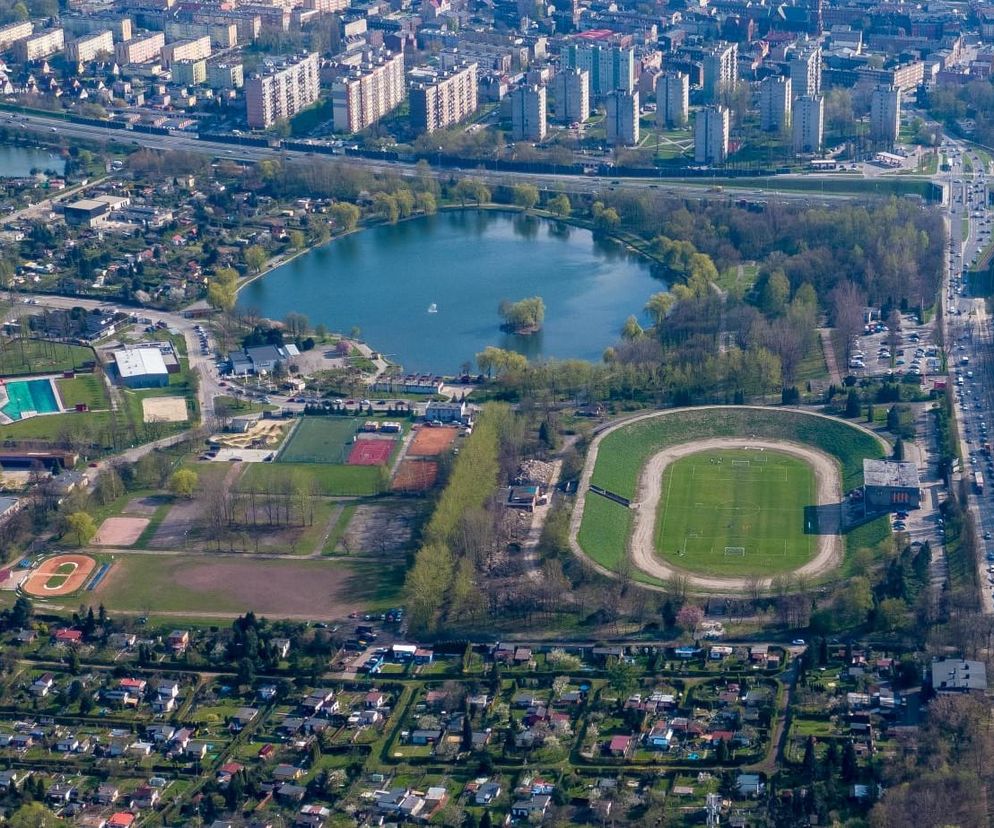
[207,60,244,90]
[792,93,824,154]
[305,0,349,10]
[189,11,260,45]
[655,71,688,128]
[605,89,639,146]
[330,50,406,134]
[244,52,320,129]
[510,83,547,141]
[702,41,737,103]
[13,28,64,62]
[409,62,478,134]
[62,14,131,43]
[115,32,165,65]
[870,84,900,145]
[160,36,211,69]
[694,104,729,164]
[789,45,821,96]
[67,30,113,63]
[552,67,589,124]
[563,34,635,98]
[759,75,791,132]
[165,21,237,49]
[0,21,33,52]
[172,58,207,86]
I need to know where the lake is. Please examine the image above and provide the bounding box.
[0,145,65,178]
[238,210,664,374]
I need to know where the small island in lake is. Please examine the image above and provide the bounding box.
[498,296,545,335]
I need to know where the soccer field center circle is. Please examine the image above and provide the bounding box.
[569,406,888,595]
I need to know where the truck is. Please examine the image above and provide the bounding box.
[976,471,985,493]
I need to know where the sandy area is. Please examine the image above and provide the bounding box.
[142,396,188,423]
[93,516,149,546]
[123,495,166,516]
[23,554,97,597]
[629,438,841,593]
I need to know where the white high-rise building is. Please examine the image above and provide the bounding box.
[792,94,824,154]
[245,52,320,129]
[563,37,635,98]
[552,67,589,124]
[789,45,821,96]
[330,50,406,133]
[511,83,547,141]
[759,75,791,132]
[694,104,729,164]
[870,84,900,145]
[409,62,478,134]
[702,41,737,103]
[605,89,639,146]
[656,71,689,128]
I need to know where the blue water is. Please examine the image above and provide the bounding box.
[238,211,665,374]
[0,145,65,178]
[1,379,60,420]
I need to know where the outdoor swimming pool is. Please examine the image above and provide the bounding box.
[0,379,60,421]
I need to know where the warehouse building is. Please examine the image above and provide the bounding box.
[113,347,170,388]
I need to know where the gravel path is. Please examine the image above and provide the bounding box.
[628,438,842,592]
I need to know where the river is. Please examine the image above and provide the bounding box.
[238,210,664,374]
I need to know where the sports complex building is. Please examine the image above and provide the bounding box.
[862,458,921,511]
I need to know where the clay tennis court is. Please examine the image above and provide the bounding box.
[142,396,188,423]
[92,516,149,546]
[392,459,438,492]
[347,438,394,466]
[23,554,97,597]
[408,426,458,456]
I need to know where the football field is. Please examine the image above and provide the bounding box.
[654,448,816,577]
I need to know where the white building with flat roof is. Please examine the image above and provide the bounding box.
[113,348,169,388]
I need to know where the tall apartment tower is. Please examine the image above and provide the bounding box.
[759,75,792,132]
[789,45,821,96]
[552,67,589,124]
[792,94,824,154]
[409,62,479,134]
[605,89,639,146]
[511,83,547,141]
[694,104,729,164]
[563,38,635,97]
[870,84,900,145]
[656,71,689,128]
[244,52,320,129]
[330,50,406,133]
[702,41,737,103]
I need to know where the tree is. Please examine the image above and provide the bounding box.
[839,576,873,625]
[169,469,199,499]
[65,511,96,547]
[845,390,861,418]
[591,201,620,231]
[476,346,527,378]
[289,229,306,250]
[243,245,268,274]
[512,184,539,211]
[416,191,437,215]
[644,291,675,326]
[329,202,360,232]
[373,192,399,224]
[461,710,473,751]
[6,803,68,827]
[606,657,637,700]
[760,269,790,316]
[621,315,644,341]
[453,178,490,207]
[676,604,704,636]
[548,193,571,217]
[498,297,545,332]
[206,266,239,313]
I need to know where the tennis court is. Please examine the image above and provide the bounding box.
[347,438,395,466]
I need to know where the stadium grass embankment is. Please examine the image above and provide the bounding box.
[573,406,888,590]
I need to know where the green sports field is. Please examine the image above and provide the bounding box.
[279,418,357,463]
[655,449,815,577]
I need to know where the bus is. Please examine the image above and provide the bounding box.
[975,471,985,493]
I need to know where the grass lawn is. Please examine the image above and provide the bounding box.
[214,395,277,415]
[654,449,815,577]
[279,417,358,463]
[57,374,109,409]
[238,460,384,496]
[578,408,886,582]
[0,338,94,376]
[323,503,357,554]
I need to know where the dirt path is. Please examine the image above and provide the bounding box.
[818,328,843,386]
[629,438,842,592]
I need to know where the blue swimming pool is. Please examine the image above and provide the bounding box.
[1,379,60,420]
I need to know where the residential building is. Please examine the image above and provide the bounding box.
[510,83,547,141]
[172,59,207,86]
[62,13,131,43]
[0,21,33,52]
[207,60,244,90]
[330,50,406,133]
[563,33,635,98]
[245,52,320,129]
[552,67,589,124]
[870,84,900,145]
[165,20,237,49]
[409,62,478,134]
[655,71,688,128]
[789,44,821,96]
[759,75,791,132]
[12,28,64,62]
[115,32,165,65]
[160,36,211,69]
[605,88,639,145]
[702,41,737,103]
[694,104,729,164]
[67,30,113,63]
[792,93,824,154]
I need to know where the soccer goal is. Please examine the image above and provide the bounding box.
[724,546,746,557]
[731,459,751,468]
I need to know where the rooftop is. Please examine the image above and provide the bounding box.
[932,658,988,692]
[113,347,168,378]
[862,458,921,489]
